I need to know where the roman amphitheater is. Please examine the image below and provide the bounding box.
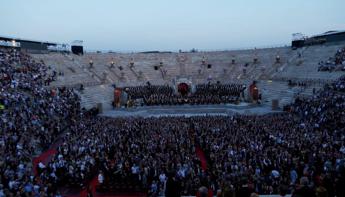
[33,41,345,113]
[1,33,345,197]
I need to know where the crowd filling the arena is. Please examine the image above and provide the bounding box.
[1,48,345,197]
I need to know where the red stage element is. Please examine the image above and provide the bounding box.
[114,88,122,107]
[178,83,189,96]
[249,82,259,101]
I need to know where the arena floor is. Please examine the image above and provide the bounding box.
[101,102,282,118]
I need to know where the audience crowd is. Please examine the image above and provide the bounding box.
[331,75,345,92]
[318,46,345,72]
[125,83,245,106]
[0,48,81,196]
[288,80,307,87]
[0,47,345,197]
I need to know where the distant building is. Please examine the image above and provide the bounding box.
[292,30,345,48]
[0,35,69,53]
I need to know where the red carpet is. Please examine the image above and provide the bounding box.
[195,146,213,197]
[77,176,146,197]
[32,140,62,176]
[195,147,207,171]
[79,175,99,197]
[33,132,208,196]
[32,149,57,176]
[33,142,145,197]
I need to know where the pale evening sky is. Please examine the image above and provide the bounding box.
[1,0,345,51]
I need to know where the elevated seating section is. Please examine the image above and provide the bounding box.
[76,84,114,110]
[30,43,345,110]
[34,47,292,87]
[32,53,101,88]
[276,42,345,80]
[33,43,345,88]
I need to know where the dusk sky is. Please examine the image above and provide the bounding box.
[1,0,345,51]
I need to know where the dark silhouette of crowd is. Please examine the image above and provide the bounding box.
[35,74,345,196]
[288,80,307,87]
[125,85,174,100]
[0,48,81,196]
[331,75,345,92]
[318,46,345,72]
[1,47,345,197]
[125,83,245,106]
[39,100,345,196]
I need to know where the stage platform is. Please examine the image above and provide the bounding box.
[101,102,283,118]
